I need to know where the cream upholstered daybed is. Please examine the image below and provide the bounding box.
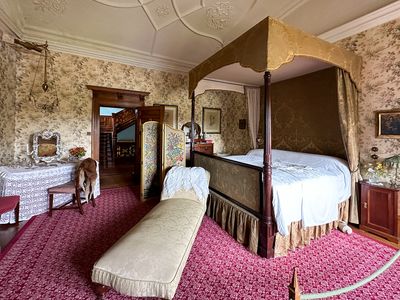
[92,167,209,299]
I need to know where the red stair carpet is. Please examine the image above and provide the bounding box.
[0,187,398,299]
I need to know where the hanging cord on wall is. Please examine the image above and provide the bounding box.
[23,40,60,113]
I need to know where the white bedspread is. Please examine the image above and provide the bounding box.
[226,149,351,236]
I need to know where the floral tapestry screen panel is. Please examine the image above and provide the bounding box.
[141,121,161,201]
[376,110,400,139]
[162,124,186,180]
[202,107,221,134]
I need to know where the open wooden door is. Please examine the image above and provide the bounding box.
[135,106,165,181]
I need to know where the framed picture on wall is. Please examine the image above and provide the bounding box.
[376,110,400,138]
[154,104,178,129]
[202,107,221,134]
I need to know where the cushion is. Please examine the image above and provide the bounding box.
[92,198,205,299]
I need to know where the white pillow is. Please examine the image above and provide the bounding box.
[246,149,264,157]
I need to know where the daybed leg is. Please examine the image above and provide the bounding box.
[288,267,301,300]
[94,284,109,299]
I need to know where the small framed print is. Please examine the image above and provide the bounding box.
[376,110,400,138]
[154,104,178,129]
[202,107,221,134]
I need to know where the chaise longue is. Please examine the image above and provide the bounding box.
[92,167,210,299]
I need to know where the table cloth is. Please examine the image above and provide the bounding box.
[0,162,100,223]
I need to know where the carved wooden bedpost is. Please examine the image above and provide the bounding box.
[258,71,275,258]
[190,92,195,166]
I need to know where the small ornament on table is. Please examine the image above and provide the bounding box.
[68,147,86,161]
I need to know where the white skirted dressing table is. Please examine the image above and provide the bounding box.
[0,162,100,224]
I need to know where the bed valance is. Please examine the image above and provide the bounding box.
[189,17,361,97]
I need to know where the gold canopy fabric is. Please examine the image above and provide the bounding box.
[188,17,362,97]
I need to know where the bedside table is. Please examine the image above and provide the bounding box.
[360,181,400,243]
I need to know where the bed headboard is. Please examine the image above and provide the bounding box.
[261,67,346,159]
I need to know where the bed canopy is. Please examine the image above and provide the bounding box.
[188,17,362,258]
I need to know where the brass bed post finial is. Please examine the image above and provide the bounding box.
[288,267,301,300]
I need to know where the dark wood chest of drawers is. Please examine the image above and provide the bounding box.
[193,143,213,155]
[360,181,400,243]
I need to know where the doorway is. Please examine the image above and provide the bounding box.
[87,85,149,188]
[99,106,135,188]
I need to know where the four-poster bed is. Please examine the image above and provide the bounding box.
[188,17,362,258]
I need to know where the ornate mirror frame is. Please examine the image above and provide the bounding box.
[32,130,61,163]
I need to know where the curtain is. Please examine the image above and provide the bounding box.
[337,69,361,224]
[245,87,260,149]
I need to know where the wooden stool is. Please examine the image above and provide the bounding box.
[0,195,20,223]
[48,181,95,216]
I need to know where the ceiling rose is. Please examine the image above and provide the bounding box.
[206,1,233,30]
[32,0,69,14]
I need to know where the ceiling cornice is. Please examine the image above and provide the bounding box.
[0,1,24,37]
[319,1,400,42]
[1,1,399,74]
[22,25,195,73]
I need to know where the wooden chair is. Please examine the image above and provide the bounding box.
[0,195,20,223]
[48,181,96,216]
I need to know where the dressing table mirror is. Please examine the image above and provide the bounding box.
[31,130,61,164]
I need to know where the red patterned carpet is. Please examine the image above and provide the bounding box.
[0,187,399,300]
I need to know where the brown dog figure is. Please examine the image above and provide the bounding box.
[76,158,98,205]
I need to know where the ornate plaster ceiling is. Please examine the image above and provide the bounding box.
[0,0,398,74]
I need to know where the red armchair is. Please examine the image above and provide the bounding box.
[0,196,20,223]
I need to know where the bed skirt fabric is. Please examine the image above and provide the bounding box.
[206,191,349,257]
[207,191,259,253]
[274,200,349,257]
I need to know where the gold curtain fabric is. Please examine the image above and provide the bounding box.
[189,17,362,97]
[337,69,361,224]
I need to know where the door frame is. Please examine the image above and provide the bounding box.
[87,85,149,161]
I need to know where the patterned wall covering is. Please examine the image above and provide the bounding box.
[1,40,250,163]
[195,90,251,154]
[270,68,346,158]
[336,18,400,162]
[11,49,187,162]
[0,40,17,164]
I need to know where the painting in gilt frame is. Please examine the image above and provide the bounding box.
[154,104,178,129]
[202,107,221,134]
[376,110,400,138]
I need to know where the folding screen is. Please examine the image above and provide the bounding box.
[140,121,161,200]
[140,122,186,201]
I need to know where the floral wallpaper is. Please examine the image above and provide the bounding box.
[336,18,400,162]
[1,41,250,164]
[195,90,251,154]
[0,40,17,164]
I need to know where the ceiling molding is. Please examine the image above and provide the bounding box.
[171,0,223,46]
[22,25,195,73]
[92,0,142,8]
[278,0,310,19]
[0,2,24,37]
[319,1,400,42]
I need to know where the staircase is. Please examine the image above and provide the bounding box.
[100,132,114,168]
[99,109,136,169]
